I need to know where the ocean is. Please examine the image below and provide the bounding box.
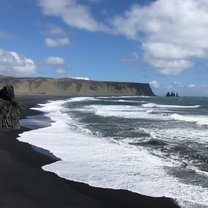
[19,96,208,208]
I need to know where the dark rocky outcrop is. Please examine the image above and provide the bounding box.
[0,85,21,129]
[166,92,179,97]
[0,76,155,96]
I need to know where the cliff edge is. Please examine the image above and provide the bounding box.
[0,76,155,96]
[0,85,21,129]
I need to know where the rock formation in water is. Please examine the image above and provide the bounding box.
[0,85,21,129]
[166,92,179,97]
[0,76,155,96]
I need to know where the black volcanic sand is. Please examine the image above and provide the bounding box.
[0,95,180,208]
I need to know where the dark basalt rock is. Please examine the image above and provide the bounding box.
[166,92,171,97]
[0,85,21,129]
[166,92,179,97]
[171,92,175,97]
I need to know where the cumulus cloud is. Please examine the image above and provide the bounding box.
[38,0,107,32]
[37,0,208,75]
[44,25,70,47]
[0,48,36,76]
[39,56,65,66]
[150,80,160,89]
[38,56,68,75]
[112,0,208,75]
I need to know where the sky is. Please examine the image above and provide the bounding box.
[1,0,208,96]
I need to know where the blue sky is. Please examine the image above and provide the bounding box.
[0,0,208,96]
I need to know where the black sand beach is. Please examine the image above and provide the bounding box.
[0,95,180,208]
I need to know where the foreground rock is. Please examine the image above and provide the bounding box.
[0,85,21,129]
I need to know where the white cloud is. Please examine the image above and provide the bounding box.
[45,37,70,47]
[43,57,65,65]
[39,57,65,66]
[70,76,90,80]
[38,56,68,75]
[44,25,70,47]
[150,80,160,89]
[147,59,194,75]
[111,0,208,75]
[38,0,107,32]
[37,0,208,75]
[56,68,67,74]
[188,84,196,88]
[0,48,36,76]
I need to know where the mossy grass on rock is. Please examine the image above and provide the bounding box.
[0,85,21,129]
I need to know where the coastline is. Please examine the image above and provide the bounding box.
[0,95,180,208]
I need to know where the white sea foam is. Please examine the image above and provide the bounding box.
[70,102,206,128]
[100,99,146,103]
[135,127,208,179]
[142,103,200,109]
[118,99,145,103]
[171,114,208,126]
[98,96,144,99]
[80,104,207,127]
[147,127,208,144]
[18,98,208,208]
[73,97,99,102]
[80,104,169,120]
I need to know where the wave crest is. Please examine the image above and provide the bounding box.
[142,103,200,109]
[171,114,208,126]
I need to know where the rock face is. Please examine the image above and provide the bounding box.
[0,85,21,129]
[0,76,155,96]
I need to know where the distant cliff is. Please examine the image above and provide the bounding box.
[0,76,155,96]
[0,85,21,129]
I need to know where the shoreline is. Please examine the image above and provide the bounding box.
[0,95,180,208]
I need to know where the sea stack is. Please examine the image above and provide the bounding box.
[166,92,179,97]
[0,85,21,129]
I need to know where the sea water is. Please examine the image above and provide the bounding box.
[18,96,208,208]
